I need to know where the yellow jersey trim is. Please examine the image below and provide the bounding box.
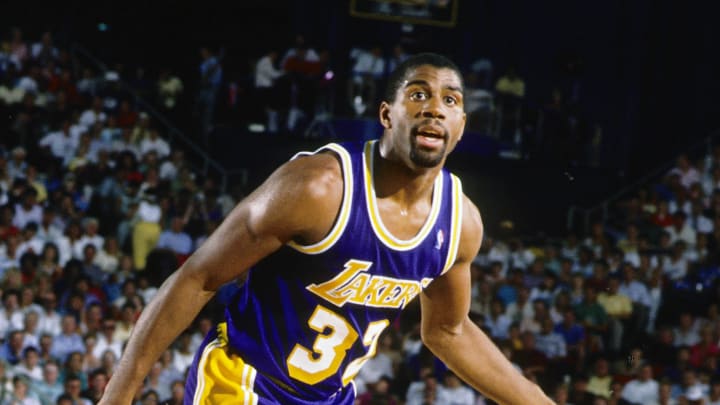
[363,141,443,251]
[287,143,353,255]
[441,174,463,275]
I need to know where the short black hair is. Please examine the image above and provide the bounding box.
[383,52,463,103]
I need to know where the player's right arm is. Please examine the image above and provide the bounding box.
[99,152,344,405]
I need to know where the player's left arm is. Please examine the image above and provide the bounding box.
[419,196,555,405]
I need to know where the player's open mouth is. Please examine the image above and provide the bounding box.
[414,125,446,148]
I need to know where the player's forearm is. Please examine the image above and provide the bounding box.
[100,270,214,404]
[423,318,555,405]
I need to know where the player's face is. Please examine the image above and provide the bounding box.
[381,65,466,169]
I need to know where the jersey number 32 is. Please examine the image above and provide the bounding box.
[286,305,389,386]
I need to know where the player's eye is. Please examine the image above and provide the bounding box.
[409,91,428,101]
[444,96,457,105]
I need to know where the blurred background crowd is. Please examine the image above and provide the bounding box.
[2,0,720,404]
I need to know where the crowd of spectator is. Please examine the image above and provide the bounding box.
[0,28,232,405]
[1,27,720,405]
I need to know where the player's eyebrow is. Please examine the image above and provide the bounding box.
[404,80,464,94]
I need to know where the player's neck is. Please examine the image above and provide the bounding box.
[373,145,441,205]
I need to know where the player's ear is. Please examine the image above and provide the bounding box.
[379,101,391,129]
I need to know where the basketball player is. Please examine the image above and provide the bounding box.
[99,53,554,404]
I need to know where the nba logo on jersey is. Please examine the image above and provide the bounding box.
[435,229,445,250]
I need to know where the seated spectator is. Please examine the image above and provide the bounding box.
[535,318,567,361]
[21,311,41,350]
[405,371,449,405]
[143,361,170,400]
[6,147,28,181]
[354,332,395,395]
[439,371,474,405]
[665,211,696,248]
[79,245,105,286]
[520,299,550,334]
[598,275,633,353]
[30,361,63,405]
[574,285,608,353]
[356,375,398,405]
[567,373,595,405]
[113,303,137,345]
[529,270,559,304]
[674,312,701,348]
[485,298,512,340]
[571,246,595,276]
[115,100,138,129]
[587,357,612,400]
[61,375,91,405]
[12,188,42,230]
[171,331,194,375]
[689,326,719,368]
[36,293,61,338]
[0,330,26,365]
[78,97,106,129]
[707,378,720,405]
[618,263,652,342]
[505,285,533,324]
[663,240,690,280]
[50,315,85,363]
[37,206,62,245]
[554,308,585,357]
[5,374,41,405]
[585,260,609,292]
[619,363,659,404]
[12,346,42,381]
[159,150,185,182]
[94,236,120,273]
[0,289,25,336]
[81,369,107,404]
[669,154,701,190]
[139,129,170,159]
[156,216,193,260]
[514,331,548,379]
[673,369,708,403]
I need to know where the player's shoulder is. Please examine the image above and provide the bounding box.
[273,149,344,204]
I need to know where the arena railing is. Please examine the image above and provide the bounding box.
[68,43,247,193]
[566,129,720,235]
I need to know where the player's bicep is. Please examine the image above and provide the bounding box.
[420,196,483,335]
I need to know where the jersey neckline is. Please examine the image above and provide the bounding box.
[362,140,443,251]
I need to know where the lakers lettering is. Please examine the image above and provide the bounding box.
[306,260,433,309]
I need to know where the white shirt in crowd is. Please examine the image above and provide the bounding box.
[441,385,476,405]
[37,310,62,337]
[620,378,659,405]
[355,352,394,394]
[39,130,78,164]
[137,201,162,223]
[255,55,284,88]
[73,234,105,259]
[78,108,107,128]
[140,137,171,159]
[13,204,43,229]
